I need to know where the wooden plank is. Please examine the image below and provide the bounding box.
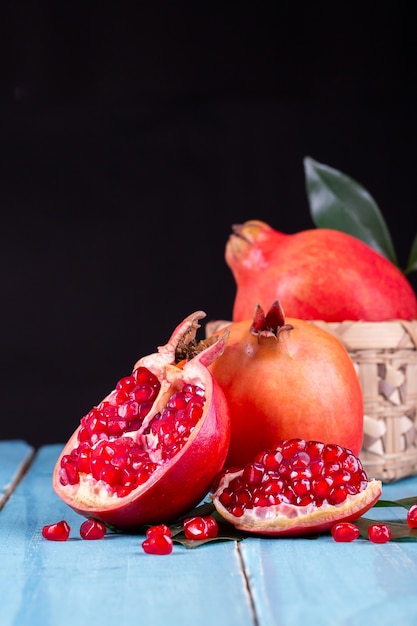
[0,440,34,510]
[240,476,417,626]
[0,444,255,626]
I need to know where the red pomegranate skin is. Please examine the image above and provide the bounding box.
[53,311,231,530]
[208,304,364,469]
[226,220,417,322]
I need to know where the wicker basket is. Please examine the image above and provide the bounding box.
[311,320,417,482]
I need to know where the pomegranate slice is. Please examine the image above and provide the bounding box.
[53,311,231,531]
[211,438,382,537]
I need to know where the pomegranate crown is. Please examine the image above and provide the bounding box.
[251,301,294,338]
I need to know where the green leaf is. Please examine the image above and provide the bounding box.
[374,496,417,510]
[405,233,417,275]
[304,156,399,267]
[355,516,417,541]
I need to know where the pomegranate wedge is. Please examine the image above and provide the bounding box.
[53,311,231,530]
[212,438,382,537]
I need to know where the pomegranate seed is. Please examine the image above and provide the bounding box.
[292,477,311,497]
[252,493,271,507]
[311,476,332,499]
[297,493,315,506]
[80,519,107,540]
[289,451,310,470]
[183,516,219,540]
[116,375,137,393]
[328,484,349,505]
[407,504,417,529]
[368,523,391,543]
[60,456,80,485]
[42,520,71,541]
[230,504,245,517]
[146,524,171,538]
[243,462,265,485]
[133,366,159,386]
[305,440,325,459]
[331,522,360,542]
[281,438,306,458]
[342,453,360,474]
[142,533,173,555]
[322,443,344,463]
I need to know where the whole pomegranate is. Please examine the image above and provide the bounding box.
[226,220,417,322]
[208,301,364,468]
[211,438,382,537]
[53,311,231,530]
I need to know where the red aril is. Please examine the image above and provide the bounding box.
[183,516,219,540]
[211,438,382,537]
[226,220,417,322]
[80,519,107,540]
[53,311,231,531]
[42,520,71,541]
[142,532,173,555]
[146,524,171,538]
[367,523,391,543]
[407,504,417,529]
[208,301,364,468]
[331,522,360,542]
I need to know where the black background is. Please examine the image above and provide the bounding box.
[1,2,416,449]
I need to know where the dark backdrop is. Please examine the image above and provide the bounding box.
[1,3,416,449]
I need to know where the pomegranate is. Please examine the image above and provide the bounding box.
[208,301,364,468]
[226,220,417,322]
[53,311,231,531]
[211,438,382,537]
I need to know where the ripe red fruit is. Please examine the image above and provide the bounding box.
[367,523,391,543]
[331,522,360,542]
[226,220,417,322]
[407,504,417,529]
[208,301,364,468]
[211,438,382,537]
[80,519,107,540]
[53,311,231,531]
[183,516,219,540]
[42,520,71,541]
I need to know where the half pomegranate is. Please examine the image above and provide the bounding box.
[53,311,231,531]
[211,438,382,537]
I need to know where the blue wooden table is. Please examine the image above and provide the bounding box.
[1,440,417,626]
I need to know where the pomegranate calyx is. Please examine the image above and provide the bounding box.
[175,330,230,367]
[251,301,294,340]
[230,222,256,244]
[137,310,230,371]
[136,310,206,371]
